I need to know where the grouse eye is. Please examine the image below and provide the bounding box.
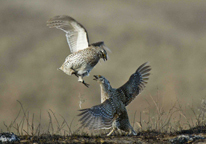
[100,78,104,83]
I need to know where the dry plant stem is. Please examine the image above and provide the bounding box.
[3,101,74,136]
[37,110,42,136]
[149,95,161,131]
[3,98,206,136]
[189,105,202,126]
[139,111,142,130]
[3,108,21,132]
[176,99,193,129]
[49,109,61,134]
[142,94,185,132]
[17,100,31,135]
[32,113,34,136]
[70,117,75,134]
[47,111,54,134]
[133,110,137,128]
[60,114,72,135]
[27,111,29,134]
[161,102,179,130]
[136,112,142,131]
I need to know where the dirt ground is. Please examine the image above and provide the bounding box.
[11,126,206,143]
[17,133,205,144]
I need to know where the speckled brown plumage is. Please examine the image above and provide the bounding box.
[78,62,151,135]
[47,15,109,87]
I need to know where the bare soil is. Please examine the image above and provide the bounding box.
[15,126,206,143]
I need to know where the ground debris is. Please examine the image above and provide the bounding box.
[169,134,205,144]
[2,126,206,143]
[175,126,206,135]
[0,132,20,142]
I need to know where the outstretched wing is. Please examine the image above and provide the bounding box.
[47,15,89,53]
[118,62,151,106]
[78,99,117,130]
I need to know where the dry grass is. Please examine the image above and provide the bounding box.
[1,0,206,137]
[3,98,206,138]
[3,101,73,137]
[2,99,206,143]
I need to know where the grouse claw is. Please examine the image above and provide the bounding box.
[82,81,90,88]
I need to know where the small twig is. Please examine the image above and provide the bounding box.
[49,109,61,134]
[70,117,75,133]
[133,110,137,128]
[47,111,54,134]
[59,115,72,135]
[31,113,35,136]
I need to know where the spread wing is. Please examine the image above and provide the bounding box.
[118,62,151,106]
[78,99,117,130]
[47,15,89,53]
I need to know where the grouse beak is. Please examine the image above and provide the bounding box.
[103,54,107,61]
[93,75,98,80]
[58,67,63,71]
[93,75,101,80]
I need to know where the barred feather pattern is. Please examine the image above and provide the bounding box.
[112,109,137,135]
[78,62,151,135]
[47,15,89,53]
[119,62,151,106]
[47,15,109,87]
[78,98,123,130]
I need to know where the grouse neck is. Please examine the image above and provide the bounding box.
[99,83,111,103]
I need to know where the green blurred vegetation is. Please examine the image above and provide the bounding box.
[1,0,206,132]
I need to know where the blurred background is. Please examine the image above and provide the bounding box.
[1,0,206,133]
